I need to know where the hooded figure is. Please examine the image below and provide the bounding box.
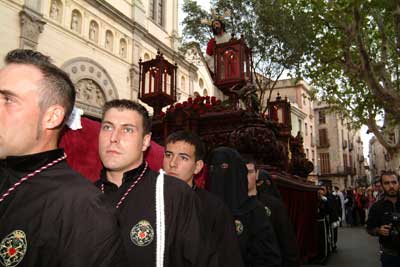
[257,170,282,199]
[256,170,300,267]
[208,147,281,267]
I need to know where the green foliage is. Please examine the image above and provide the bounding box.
[253,0,400,151]
[181,0,213,47]
[181,0,309,114]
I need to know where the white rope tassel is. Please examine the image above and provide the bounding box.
[156,170,166,267]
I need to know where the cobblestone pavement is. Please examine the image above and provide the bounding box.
[304,226,381,267]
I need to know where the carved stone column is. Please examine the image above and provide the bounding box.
[19,10,46,50]
[130,65,140,100]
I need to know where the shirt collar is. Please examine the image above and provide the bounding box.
[100,162,146,185]
[0,149,65,179]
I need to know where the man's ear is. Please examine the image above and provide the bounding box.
[42,105,65,130]
[194,160,204,175]
[142,132,152,152]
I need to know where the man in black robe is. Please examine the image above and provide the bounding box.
[163,131,243,267]
[0,49,126,266]
[96,100,203,266]
[256,169,300,267]
[208,147,281,267]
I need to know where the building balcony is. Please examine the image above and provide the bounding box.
[336,165,353,175]
[317,140,330,148]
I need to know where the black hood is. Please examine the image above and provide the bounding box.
[257,169,282,200]
[207,147,257,215]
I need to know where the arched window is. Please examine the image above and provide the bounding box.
[198,78,204,89]
[89,20,99,43]
[144,53,150,60]
[181,76,186,92]
[105,30,114,51]
[203,89,208,96]
[49,0,62,23]
[70,10,82,33]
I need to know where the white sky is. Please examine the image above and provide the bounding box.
[178,0,372,159]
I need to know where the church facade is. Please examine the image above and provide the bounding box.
[0,0,217,118]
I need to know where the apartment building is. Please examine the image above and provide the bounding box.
[369,126,400,178]
[266,78,318,181]
[314,102,365,189]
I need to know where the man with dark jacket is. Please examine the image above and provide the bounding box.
[367,172,400,267]
[0,49,126,266]
[163,131,243,267]
[254,168,300,267]
[96,100,204,266]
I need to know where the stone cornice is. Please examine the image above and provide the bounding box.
[291,105,307,119]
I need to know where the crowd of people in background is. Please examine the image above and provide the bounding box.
[315,177,386,263]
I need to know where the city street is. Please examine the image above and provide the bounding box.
[305,226,381,267]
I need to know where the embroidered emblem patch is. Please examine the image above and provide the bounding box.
[130,220,154,247]
[265,206,272,217]
[234,219,244,235]
[0,230,27,267]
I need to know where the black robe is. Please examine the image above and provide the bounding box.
[235,197,282,267]
[257,170,300,267]
[207,147,282,267]
[194,185,244,267]
[96,163,203,266]
[0,149,127,267]
[257,193,300,267]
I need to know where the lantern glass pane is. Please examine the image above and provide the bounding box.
[166,73,171,94]
[277,108,284,123]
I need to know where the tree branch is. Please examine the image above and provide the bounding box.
[366,117,400,155]
[353,4,400,119]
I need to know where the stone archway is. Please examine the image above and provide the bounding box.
[62,58,118,118]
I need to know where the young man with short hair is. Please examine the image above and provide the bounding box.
[96,100,203,266]
[163,131,243,266]
[367,172,400,267]
[0,49,126,266]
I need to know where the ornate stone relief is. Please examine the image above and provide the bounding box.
[119,39,127,58]
[49,0,62,23]
[105,30,113,51]
[62,58,118,118]
[75,79,105,106]
[89,20,99,43]
[70,10,82,33]
[19,10,46,50]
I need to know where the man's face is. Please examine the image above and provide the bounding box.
[212,21,223,35]
[0,64,43,159]
[99,108,151,174]
[374,181,383,193]
[246,163,257,193]
[163,141,203,186]
[381,174,399,197]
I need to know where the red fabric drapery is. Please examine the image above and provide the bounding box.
[278,186,318,263]
[59,117,164,182]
